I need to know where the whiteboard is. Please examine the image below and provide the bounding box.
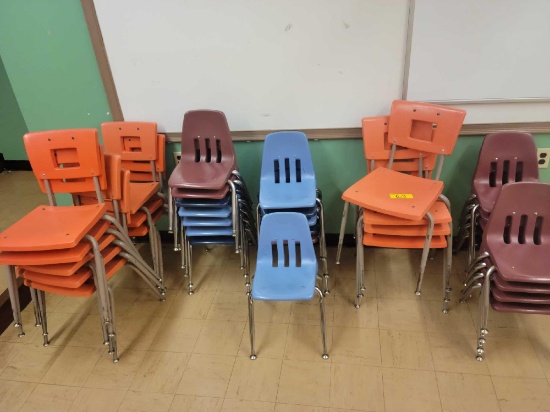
[408,0,550,102]
[93,0,409,132]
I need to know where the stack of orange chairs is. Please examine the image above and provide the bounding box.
[338,100,466,312]
[100,121,167,273]
[0,129,166,362]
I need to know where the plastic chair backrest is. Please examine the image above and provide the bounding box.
[388,100,466,155]
[156,133,166,173]
[180,110,235,165]
[24,129,106,194]
[102,153,122,200]
[362,116,437,175]
[101,121,158,162]
[473,132,539,192]
[259,131,316,208]
[257,212,317,270]
[484,182,550,254]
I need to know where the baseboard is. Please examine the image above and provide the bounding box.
[3,160,32,171]
[155,230,356,247]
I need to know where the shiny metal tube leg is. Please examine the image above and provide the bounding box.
[336,201,349,264]
[5,266,25,337]
[415,212,435,295]
[316,287,329,359]
[248,294,256,360]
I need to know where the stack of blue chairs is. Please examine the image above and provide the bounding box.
[257,131,329,293]
[168,110,257,295]
[176,172,257,294]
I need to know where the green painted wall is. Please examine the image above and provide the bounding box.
[0,0,112,136]
[0,55,28,159]
[1,2,549,232]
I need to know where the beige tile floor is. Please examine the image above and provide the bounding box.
[1,172,550,411]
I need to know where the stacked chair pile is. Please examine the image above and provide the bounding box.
[0,129,166,362]
[256,131,329,294]
[454,132,539,265]
[338,100,466,311]
[168,110,256,294]
[246,131,331,360]
[460,182,550,361]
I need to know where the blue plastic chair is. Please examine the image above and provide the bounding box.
[248,212,328,360]
[257,132,329,294]
[259,132,317,209]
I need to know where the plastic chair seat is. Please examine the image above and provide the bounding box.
[364,222,450,236]
[362,200,451,226]
[171,185,230,200]
[362,233,447,249]
[169,160,236,190]
[490,296,550,315]
[487,251,550,283]
[127,208,163,237]
[126,182,159,215]
[252,265,317,301]
[176,195,231,208]
[343,168,443,220]
[182,216,232,227]
[492,286,550,305]
[0,221,110,266]
[0,204,107,252]
[178,205,232,218]
[492,273,550,294]
[19,246,121,288]
[24,257,126,297]
[18,234,116,276]
[252,213,318,301]
[184,227,234,237]
[188,236,235,246]
[127,196,164,228]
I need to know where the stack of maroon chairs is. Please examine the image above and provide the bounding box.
[460,182,550,361]
[168,110,256,294]
[455,132,539,264]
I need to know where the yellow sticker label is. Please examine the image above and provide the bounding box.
[390,193,413,199]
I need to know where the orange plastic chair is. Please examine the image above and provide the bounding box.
[336,115,441,261]
[0,129,165,362]
[79,153,165,282]
[340,101,466,311]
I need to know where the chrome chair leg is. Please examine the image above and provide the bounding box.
[187,242,194,295]
[5,266,25,337]
[476,267,493,361]
[29,287,42,327]
[316,287,329,359]
[248,294,256,360]
[336,201,349,264]
[36,290,49,346]
[355,215,365,309]
[415,212,435,295]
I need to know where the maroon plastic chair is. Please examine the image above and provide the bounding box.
[168,110,237,191]
[455,132,539,263]
[460,182,550,361]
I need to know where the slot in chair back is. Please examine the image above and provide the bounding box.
[388,100,466,155]
[259,131,316,209]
